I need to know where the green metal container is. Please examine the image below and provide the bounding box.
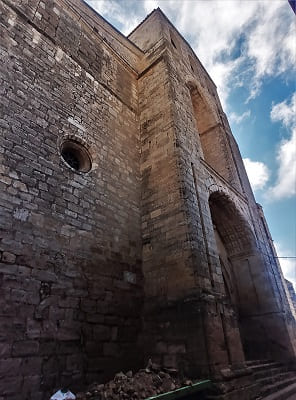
[145,380,212,400]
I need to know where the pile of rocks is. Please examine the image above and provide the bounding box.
[76,360,191,400]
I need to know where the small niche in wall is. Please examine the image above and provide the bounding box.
[188,55,195,72]
[169,30,178,50]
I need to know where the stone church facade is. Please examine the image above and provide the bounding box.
[0,0,295,398]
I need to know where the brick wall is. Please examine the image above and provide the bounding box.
[0,1,143,398]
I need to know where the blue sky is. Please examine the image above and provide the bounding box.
[85,0,296,286]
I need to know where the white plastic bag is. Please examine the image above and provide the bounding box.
[50,389,76,400]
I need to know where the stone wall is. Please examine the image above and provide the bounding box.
[0,1,143,398]
[0,2,295,399]
[132,9,245,377]
[159,9,296,363]
[132,7,296,373]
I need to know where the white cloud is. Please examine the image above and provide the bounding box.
[229,110,251,125]
[144,0,159,13]
[243,158,270,191]
[267,94,296,200]
[246,3,296,101]
[267,128,296,200]
[271,93,296,128]
[87,0,142,35]
[86,0,108,15]
[207,59,242,109]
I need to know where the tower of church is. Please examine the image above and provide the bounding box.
[0,0,295,398]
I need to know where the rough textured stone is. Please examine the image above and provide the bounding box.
[0,1,295,399]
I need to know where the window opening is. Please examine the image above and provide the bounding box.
[60,140,92,173]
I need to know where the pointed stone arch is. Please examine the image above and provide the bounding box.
[208,190,296,361]
[209,191,256,259]
[187,81,219,134]
[187,81,240,188]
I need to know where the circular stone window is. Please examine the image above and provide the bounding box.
[60,140,92,173]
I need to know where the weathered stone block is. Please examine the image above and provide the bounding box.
[163,354,177,368]
[0,358,22,378]
[0,376,22,395]
[168,344,186,354]
[2,252,16,264]
[12,341,39,357]
[103,343,119,357]
[93,325,111,342]
[21,357,42,375]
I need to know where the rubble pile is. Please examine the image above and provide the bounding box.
[76,360,191,400]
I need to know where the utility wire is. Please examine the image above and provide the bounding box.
[274,257,296,259]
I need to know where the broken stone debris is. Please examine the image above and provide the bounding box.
[76,360,192,399]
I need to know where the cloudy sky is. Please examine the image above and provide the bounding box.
[85,0,296,286]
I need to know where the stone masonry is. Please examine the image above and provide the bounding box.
[0,1,295,399]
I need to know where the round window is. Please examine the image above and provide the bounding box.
[60,140,91,173]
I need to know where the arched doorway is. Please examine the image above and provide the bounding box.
[209,191,294,361]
